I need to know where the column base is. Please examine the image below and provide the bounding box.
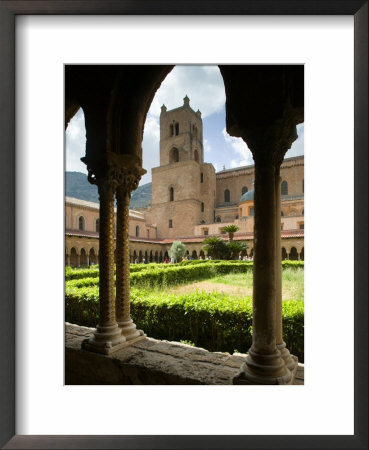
[118,318,146,342]
[81,323,127,355]
[278,341,299,373]
[233,348,296,385]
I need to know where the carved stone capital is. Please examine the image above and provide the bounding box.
[242,101,298,169]
[81,152,146,194]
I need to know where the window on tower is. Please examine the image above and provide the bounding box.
[224,189,230,203]
[281,180,288,196]
[169,124,174,137]
[169,187,174,202]
[175,122,179,135]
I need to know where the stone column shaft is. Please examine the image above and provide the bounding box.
[82,180,126,354]
[115,183,144,342]
[234,161,291,384]
[275,172,298,371]
[97,182,117,328]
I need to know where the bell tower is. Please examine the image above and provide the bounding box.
[159,95,203,166]
[150,96,216,238]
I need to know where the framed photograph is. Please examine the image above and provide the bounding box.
[0,1,367,449]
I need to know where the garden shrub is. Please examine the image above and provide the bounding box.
[65,284,304,362]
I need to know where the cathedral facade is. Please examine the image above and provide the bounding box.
[65,97,304,265]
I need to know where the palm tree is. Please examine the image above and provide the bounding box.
[221,224,239,241]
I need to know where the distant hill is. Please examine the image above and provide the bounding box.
[65,171,152,209]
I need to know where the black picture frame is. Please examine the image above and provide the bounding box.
[0,1,367,449]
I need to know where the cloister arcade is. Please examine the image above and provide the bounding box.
[65,64,303,384]
[66,235,304,267]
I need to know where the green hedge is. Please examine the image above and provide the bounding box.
[66,260,303,287]
[65,285,304,362]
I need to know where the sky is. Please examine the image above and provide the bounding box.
[66,66,304,186]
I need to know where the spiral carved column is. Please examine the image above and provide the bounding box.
[275,172,298,372]
[116,180,145,342]
[82,177,127,354]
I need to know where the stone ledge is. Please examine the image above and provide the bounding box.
[65,323,304,385]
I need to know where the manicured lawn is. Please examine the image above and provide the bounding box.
[168,268,304,302]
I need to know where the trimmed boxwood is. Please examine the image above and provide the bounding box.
[65,285,304,362]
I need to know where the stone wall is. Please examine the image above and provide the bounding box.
[65,324,304,385]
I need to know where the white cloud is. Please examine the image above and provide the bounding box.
[141,113,160,184]
[148,66,225,119]
[204,139,211,153]
[222,128,254,168]
[65,108,87,174]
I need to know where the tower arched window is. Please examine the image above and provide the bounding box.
[169,124,174,137]
[242,186,248,195]
[169,147,179,163]
[95,218,100,232]
[135,225,140,237]
[224,189,230,203]
[175,122,179,135]
[201,202,204,212]
[281,180,288,196]
[200,172,204,183]
[78,216,85,231]
[169,187,174,202]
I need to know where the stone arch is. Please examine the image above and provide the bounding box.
[89,248,97,265]
[300,247,304,261]
[155,251,158,262]
[169,147,179,163]
[144,250,148,262]
[139,250,143,263]
[282,247,287,260]
[200,250,205,259]
[70,247,78,267]
[149,250,153,262]
[192,250,198,259]
[289,247,298,260]
[80,248,88,266]
[164,251,169,261]
[159,251,163,263]
[224,189,230,203]
[133,250,137,263]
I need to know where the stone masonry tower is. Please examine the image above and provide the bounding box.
[150,96,216,238]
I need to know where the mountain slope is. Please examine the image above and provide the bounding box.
[65,171,152,209]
